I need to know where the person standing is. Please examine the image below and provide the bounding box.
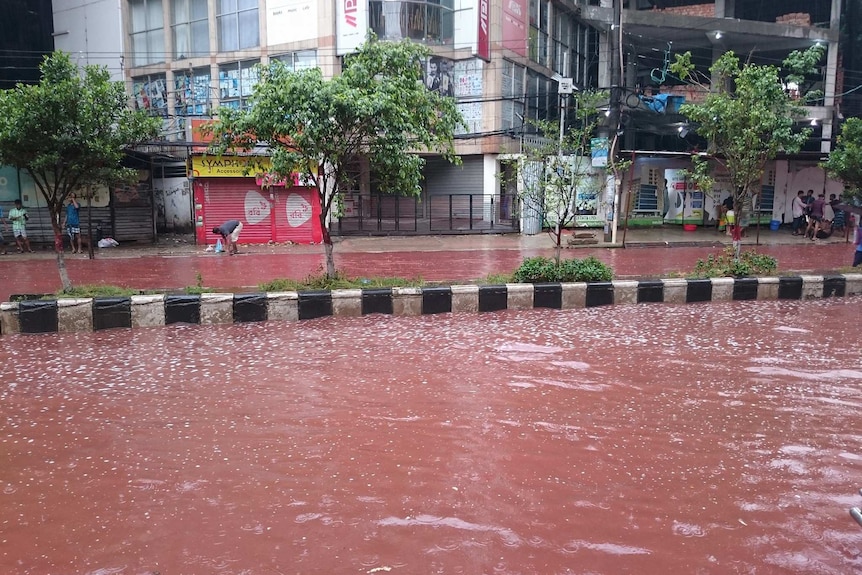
[212,219,243,255]
[64,193,81,253]
[804,193,826,240]
[8,199,32,253]
[791,190,806,235]
[0,204,8,255]
[854,218,862,268]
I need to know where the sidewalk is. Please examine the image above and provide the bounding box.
[0,225,857,302]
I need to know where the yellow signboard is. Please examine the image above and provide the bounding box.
[190,156,272,178]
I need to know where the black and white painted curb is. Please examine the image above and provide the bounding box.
[1,274,860,335]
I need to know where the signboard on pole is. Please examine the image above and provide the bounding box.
[591,138,609,167]
[336,0,368,55]
[476,0,491,61]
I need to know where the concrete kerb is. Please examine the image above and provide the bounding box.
[1,273,861,335]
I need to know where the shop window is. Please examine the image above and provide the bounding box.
[172,0,209,59]
[218,0,259,52]
[130,0,165,67]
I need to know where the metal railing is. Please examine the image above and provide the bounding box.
[335,193,519,235]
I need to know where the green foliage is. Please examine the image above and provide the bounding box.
[259,271,424,292]
[512,255,613,283]
[692,248,778,278]
[510,90,608,249]
[205,34,464,278]
[822,117,862,203]
[674,48,819,214]
[0,52,161,290]
[51,285,139,298]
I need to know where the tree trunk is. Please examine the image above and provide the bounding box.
[320,212,336,277]
[52,226,72,292]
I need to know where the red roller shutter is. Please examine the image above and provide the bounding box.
[194,178,322,245]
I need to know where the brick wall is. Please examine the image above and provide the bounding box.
[652,3,714,18]
[775,12,812,26]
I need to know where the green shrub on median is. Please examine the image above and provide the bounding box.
[512,256,614,283]
[691,247,778,278]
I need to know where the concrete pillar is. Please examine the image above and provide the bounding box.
[822,39,839,153]
[715,0,735,18]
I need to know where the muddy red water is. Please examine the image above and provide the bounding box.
[2,299,862,574]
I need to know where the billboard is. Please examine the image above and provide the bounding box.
[267,0,318,45]
[336,0,369,55]
[476,0,491,61]
[502,0,527,56]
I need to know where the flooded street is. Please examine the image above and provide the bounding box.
[2,299,862,574]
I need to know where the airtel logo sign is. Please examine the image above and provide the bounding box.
[344,0,358,27]
[479,0,489,35]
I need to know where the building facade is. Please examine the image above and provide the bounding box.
[39,0,848,241]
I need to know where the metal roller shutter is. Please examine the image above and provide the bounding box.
[423,155,484,196]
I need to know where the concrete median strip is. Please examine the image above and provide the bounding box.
[1,274,861,335]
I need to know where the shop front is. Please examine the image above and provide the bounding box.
[191,155,322,246]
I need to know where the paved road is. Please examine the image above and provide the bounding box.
[0,228,857,301]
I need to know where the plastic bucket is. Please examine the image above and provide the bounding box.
[683,224,697,232]
[769,219,781,231]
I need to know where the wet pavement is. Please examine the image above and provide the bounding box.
[1,298,861,573]
[0,226,858,301]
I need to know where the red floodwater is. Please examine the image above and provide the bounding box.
[2,299,862,574]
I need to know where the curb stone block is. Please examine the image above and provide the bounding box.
[662,278,688,304]
[131,294,166,328]
[451,285,479,313]
[612,280,639,305]
[266,292,299,322]
[392,287,422,316]
[800,275,824,299]
[421,287,451,315]
[233,293,267,323]
[506,283,534,310]
[362,288,394,316]
[200,293,234,325]
[18,300,58,334]
[331,289,362,317]
[686,279,712,303]
[57,298,93,333]
[845,273,862,296]
[756,277,779,300]
[823,275,845,298]
[533,283,562,309]
[93,297,132,331]
[637,280,664,303]
[732,278,759,301]
[165,295,201,325]
[0,302,20,335]
[778,276,803,300]
[298,290,333,320]
[561,283,587,309]
[479,285,507,312]
[710,277,734,302]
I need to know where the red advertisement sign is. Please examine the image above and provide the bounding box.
[477,0,491,62]
[502,0,527,56]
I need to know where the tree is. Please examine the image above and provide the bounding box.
[509,91,608,262]
[671,48,818,254]
[0,52,160,290]
[205,36,464,277]
[822,117,862,203]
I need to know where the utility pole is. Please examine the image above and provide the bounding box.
[605,0,623,244]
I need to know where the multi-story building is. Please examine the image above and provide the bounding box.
[24,1,853,242]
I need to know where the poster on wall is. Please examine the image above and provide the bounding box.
[663,168,703,224]
[502,0,527,56]
[336,0,368,55]
[425,56,455,98]
[267,0,318,45]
